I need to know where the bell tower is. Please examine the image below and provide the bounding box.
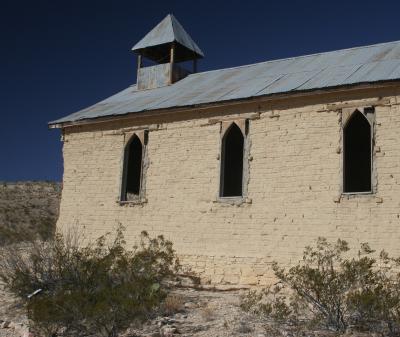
[132,14,204,90]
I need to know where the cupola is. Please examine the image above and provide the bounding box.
[132,14,204,90]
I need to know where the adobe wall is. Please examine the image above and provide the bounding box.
[57,85,400,285]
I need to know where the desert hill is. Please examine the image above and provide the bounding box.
[0,181,61,245]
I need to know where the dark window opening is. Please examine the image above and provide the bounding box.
[344,110,372,193]
[122,135,143,201]
[220,123,244,197]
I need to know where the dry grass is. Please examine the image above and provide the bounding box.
[237,320,253,333]
[162,294,184,315]
[200,305,215,322]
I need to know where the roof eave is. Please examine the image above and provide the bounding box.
[48,80,400,130]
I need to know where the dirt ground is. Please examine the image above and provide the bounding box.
[0,283,359,337]
[130,288,268,337]
[0,284,29,337]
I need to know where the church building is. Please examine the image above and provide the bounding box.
[50,14,400,285]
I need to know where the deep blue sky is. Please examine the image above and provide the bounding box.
[1,0,399,181]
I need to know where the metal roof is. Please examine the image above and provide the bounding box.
[50,40,400,126]
[132,14,204,59]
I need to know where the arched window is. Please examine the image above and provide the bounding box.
[343,110,372,193]
[121,134,143,201]
[220,123,245,197]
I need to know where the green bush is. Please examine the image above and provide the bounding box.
[240,237,400,335]
[0,226,180,337]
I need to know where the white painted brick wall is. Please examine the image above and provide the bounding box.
[57,87,400,285]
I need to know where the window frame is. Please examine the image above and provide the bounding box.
[341,107,375,195]
[217,119,250,203]
[119,130,149,205]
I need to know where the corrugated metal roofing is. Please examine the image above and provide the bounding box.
[50,40,400,126]
[132,14,204,58]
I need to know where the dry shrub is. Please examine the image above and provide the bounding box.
[162,294,184,315]
[241,237,400,335]
[0,225,180,337]
[240,284,294,323]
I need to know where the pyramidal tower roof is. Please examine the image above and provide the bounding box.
[132,14,204,61]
